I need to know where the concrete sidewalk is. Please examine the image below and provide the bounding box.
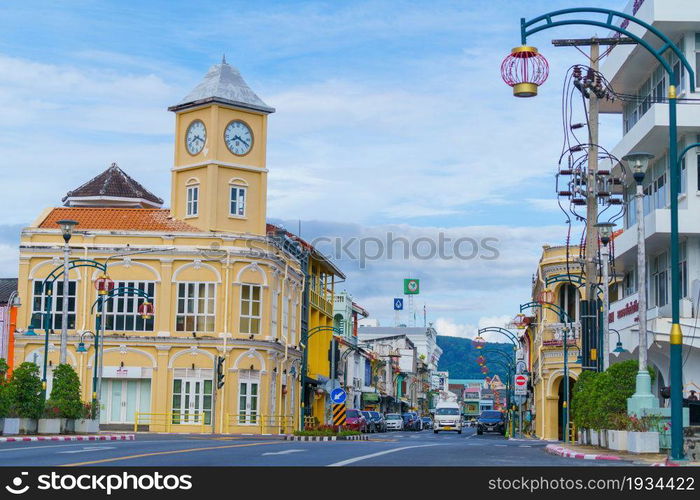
[547,442,700,466]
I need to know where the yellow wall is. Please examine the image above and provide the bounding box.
[529,245,586,441]
[15,227,304,434]
[171,104,269,235]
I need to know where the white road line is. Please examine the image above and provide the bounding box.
[57,446,115,454]
[262,449,305,456]
[328,444,444,467]
[0,444,87,453]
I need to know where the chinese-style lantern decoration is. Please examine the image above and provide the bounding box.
[501,45,549,97]
[476,355,486,366]
[481,365,489,375]
[472,335,486,350]
[513,313,529,330]
[138,301,154,320]
[94,275,115,295]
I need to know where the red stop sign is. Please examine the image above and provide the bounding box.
[515,375,527,386]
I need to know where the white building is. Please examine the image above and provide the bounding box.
[358,325,443,371]
[603,0,700,400]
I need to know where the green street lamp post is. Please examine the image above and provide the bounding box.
[594,222,615,371]
[510,7,695,460]
[521,300,575,442]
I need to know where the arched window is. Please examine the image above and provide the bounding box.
[185,178,200,217]
[229,178,248,217]
[558,284,579,322]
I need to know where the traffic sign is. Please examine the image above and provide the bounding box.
[403,278,420,295]
[330,387,346,404]
[332,403,346,426]
[514,374,528,396]
[393,298,404,310]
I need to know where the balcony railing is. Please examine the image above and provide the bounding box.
[540,322,581,347]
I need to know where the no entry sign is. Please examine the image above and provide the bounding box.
[514,374,528,396]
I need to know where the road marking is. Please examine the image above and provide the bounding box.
[61,441,281,466]
[519,445,532,448]
[57,446,114,454]
[261,449,305,456]
[328,444,444,467]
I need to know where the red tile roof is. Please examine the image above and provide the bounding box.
[38,207,202,232]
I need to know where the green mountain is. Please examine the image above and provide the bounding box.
[436,335,513,381]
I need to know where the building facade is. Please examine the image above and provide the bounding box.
[602,0,700,401]
[526,245,584,441]
[12,59,305,434]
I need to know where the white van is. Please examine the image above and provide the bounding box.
[433,401,462,434]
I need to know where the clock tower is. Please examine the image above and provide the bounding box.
[168,57,275,235]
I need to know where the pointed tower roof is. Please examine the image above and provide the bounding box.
[62,163,164,209]
[169,57,275,114]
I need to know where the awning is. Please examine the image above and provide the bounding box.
[362,393,380,403]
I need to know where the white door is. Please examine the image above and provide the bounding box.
[100,379,151,424]
[172,378,212,425]
[238,380,259,424]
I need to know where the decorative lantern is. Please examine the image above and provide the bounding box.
[472,335,486,349]
[501,45,549,97]
[481,366,489,375]
[513,313,529,330]
[138,301,154,320]
[94,275,114,295]
[476,355,486,366]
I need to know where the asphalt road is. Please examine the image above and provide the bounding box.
[0,428,633,467]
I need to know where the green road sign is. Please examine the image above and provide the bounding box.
[404,278,420,295]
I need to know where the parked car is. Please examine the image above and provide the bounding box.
[477,410,506,435]
[421,416,433,430]
[345,409,369,433]
[433,402,462,434]
[385,413,404,431]
[370,411,387,432]
[361,411,378,432]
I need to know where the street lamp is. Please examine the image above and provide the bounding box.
[512,7,694,459]
[56,219,78,366]
[622,152,658,416]
[595,221,615,371]
[610,329,628,355]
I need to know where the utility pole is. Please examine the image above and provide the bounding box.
[552,37,635,372]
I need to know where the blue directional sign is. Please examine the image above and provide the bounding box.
[330,387,347,404]
[393,298,404,311]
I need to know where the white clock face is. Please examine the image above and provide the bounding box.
[224,120,253,156]
[185,120,206,155]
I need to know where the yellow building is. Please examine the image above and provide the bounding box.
[13,58,305,434]
[527,244,586,441]
[267,227,344,425]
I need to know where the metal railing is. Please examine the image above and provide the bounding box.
[225,414,295,434]
[133,412,207,433]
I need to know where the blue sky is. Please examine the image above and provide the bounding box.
[0,0,627,338]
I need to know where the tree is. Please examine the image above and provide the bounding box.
[7,362,43,419]
[48,364,82,419]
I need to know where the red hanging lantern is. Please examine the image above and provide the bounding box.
[481,366,489,375]
[513,313,534,330]
[476,355,486,366]
[138,301,154,320]
[501,45,549,97]
[94,275,114,295]
[472,335,486,349]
